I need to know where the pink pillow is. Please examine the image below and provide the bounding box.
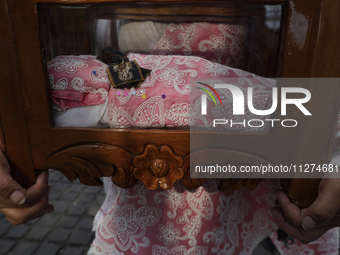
[107,53,275,134]
[48,55,110,109]
[151,23,249,70]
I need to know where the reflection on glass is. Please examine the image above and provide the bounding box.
[38,3,283,130]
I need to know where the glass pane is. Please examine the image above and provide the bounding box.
[38,2,283,131]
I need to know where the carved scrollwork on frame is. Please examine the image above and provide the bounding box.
[46,143,270,193]
[132,144,184,190]
[47,143,137,188]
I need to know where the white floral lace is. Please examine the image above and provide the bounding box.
[109,96,165,128]
[48,56,89,74]
[201,62,229,78]
[88,179,339,255]
[70,77,108,101]
[152,22,248,69]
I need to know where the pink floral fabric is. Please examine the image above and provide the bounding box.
[151,23,249,69]
[107,53,275,133]
[88,179,339,255]
[48,55,110,109]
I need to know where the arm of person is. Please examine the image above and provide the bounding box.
[0,149,54,225]
[271,178,340,243]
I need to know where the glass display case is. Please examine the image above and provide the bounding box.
[1,0,340,208]
[38,3,284,130]
[38,3,283,76]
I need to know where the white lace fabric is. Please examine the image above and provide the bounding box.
[88,179,339,255]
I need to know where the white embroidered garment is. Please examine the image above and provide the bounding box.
[88,178,339,255]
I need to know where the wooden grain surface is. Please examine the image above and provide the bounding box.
[0,0,37,188]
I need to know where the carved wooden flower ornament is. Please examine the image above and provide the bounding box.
[133,144,184,190]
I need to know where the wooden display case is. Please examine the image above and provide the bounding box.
[1,0,340,207]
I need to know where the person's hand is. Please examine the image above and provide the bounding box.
[271,178,340,243]
[0,149,54,225]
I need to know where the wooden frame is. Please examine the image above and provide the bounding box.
[1,0,340,207]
